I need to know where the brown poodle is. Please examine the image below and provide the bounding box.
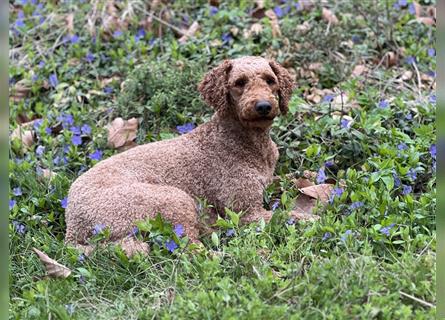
[65,56,316,256]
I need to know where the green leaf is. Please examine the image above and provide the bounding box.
[211,232,219,248]
[381,175,394,191]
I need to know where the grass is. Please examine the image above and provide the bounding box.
[9,0,436,319]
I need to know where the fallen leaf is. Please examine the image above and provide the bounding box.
[296,20,311,33]
[308,62,322,71]
[33,248,71,278]
[293,177,315,189]
[352,65,368,77]
[250,23,263,36]
[209,0,219,6]
[10,120,38,148]
[400,70,413,81]
[10,79,31,102]
[416,17,435,26]
[251,0,265,19]
[265,9,281,37]
[294,194,317,213]
[322,8,339,25]
[66,13,74,33]
[427,6,435,19]
[303,170,317,181]
[299,184,334,204]
[107,117,138,149]
[178,21,200,44]
[384,51,398,68]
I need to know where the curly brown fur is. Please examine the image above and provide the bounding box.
[65,56,315,256]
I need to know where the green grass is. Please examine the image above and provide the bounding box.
[9,1,435,319]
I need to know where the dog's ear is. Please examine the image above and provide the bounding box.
[198,60,232,111]
[269,60,295,115]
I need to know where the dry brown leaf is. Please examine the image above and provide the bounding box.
[265,9,281,37]
[427,6,435,19]
[178,21,200,44]
[303,170,317,181]
[10,79,31,102]
[107,117,138,149]
[299,184,334,204]
[209,0,220,6]
[66,13,74,33]
[10,120,38,148]
[42,169,57,180]
[352,65,368,77]
[294,194,317,213]
[33,248,72,278]
[420,73,435,83]
[293,177,315,189]
[250,23,263,36]
[416,17,435,26]
[400,70,413,81]
[384,52,398,68]
[308,62,322,71]
[251,0,265,19]
[296,20,311,33]
[322,8,339,25]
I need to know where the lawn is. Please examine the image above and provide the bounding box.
[9,1,436,319]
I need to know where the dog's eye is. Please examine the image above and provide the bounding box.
[266,77,276,85]
[235,78,247,87]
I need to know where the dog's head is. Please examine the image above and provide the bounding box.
[198,56,295,129]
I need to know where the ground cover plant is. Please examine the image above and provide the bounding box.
[9,0,436,319]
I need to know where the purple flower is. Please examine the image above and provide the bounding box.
[13,187,22,196]
[49,73,58,88]
[286,218,295,225]
[61,197,68,209]
[63,144,70,154]
[350,201,364,210]
[78,275,85,284]
[405,56,416,65]
[324,160,335,168]
[397,143,408,150]
[322,232,331,241]
[323,95,334,103]
[316,167,326,184]
[113,30,123,38]
[405,113,413,120]
[89,149,102,161]
[329,187,344,204]
[351,35,361,44]
[70,34,79,44]
[430,144,436,159]
[174,224,184,237]
[9,199,16,210]
[378,100,389,108]
[85,52,95,63]
[165,239,178,252]
[38,60,45,68]
[340,118,351,129]
[92,223,106,235]
[429,95,436,104]
[72,135,82,146]
[274,6,284,18]
[271,199,280,211]
[129,226,139,237]
[393,173,401,187]
[379,223,395,236]
[31,74,39,82]
[12,221,26,235]
[58,114,74,127]
[176,123,195,134]
[225,229,235,237]
[402,184,412,195]
[134,28,146,42]
[398,0,407,6]
[36,145,45,156]
[45,127,52,135]
[15,14,25,28]
[104,86,113,94]
[427,70,436,78]
[81,124,91,135]
[210,6,218,16]
[408,3,416,14]
[428,48,435,57]
[407,168,417,181]
[221,33,233,44]
[78,254,86,263]
[341,229,352,241]
[69,126,81,135]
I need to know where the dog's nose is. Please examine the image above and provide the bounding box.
[255,101,272,116]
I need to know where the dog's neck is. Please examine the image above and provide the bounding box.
[211,111,272,147]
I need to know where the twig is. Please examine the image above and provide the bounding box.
[411,61,423,97]
[140,8,187,37]
[399,291,435,308]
